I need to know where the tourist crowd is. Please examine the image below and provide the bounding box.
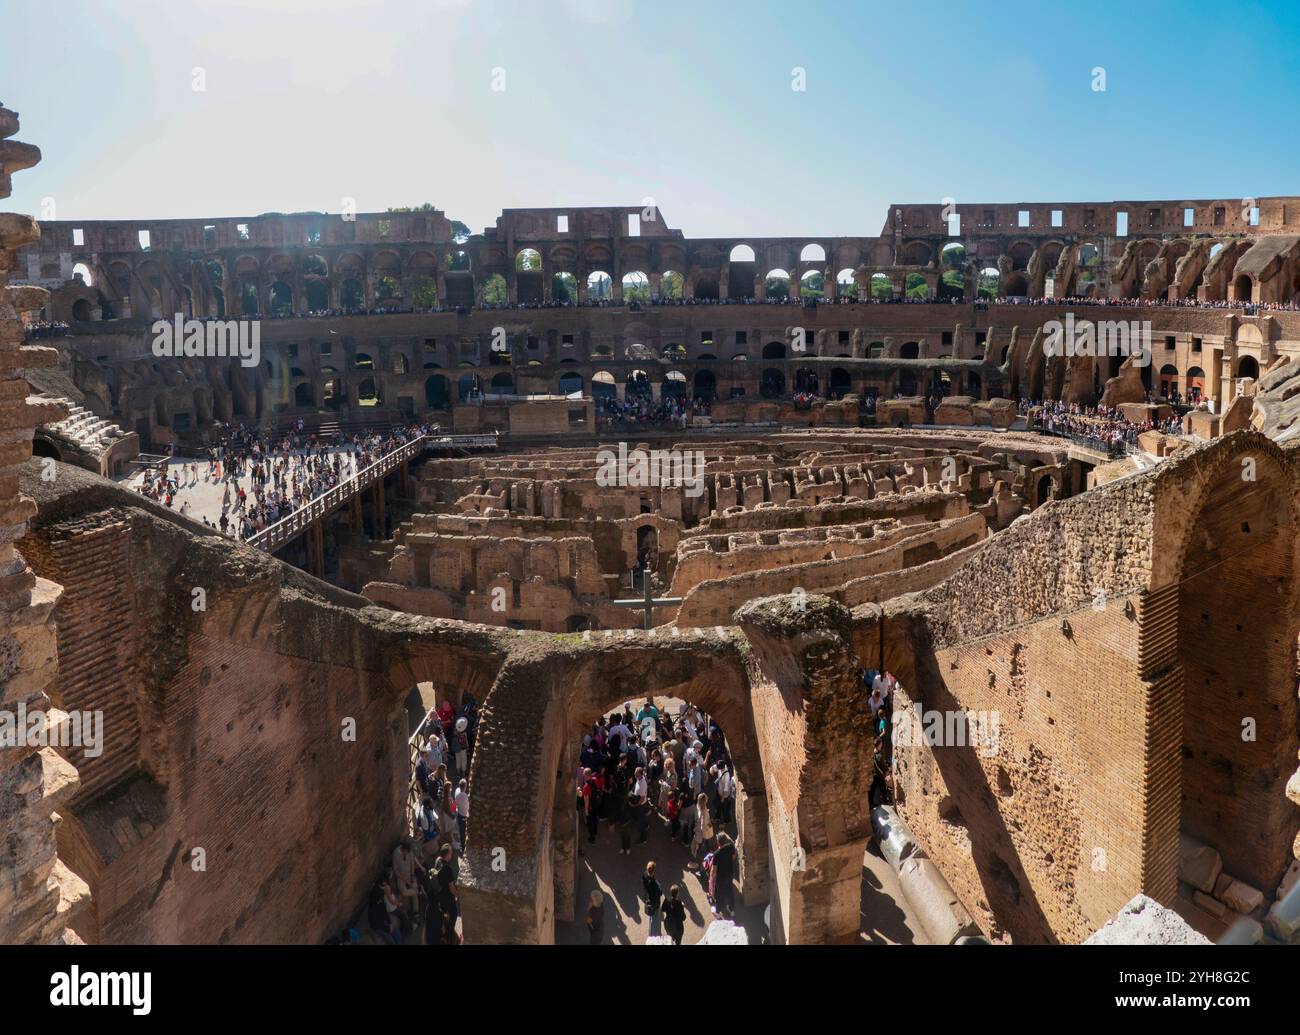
[135,419,430,540]
[578,699,738,944]
[595,391,709,429]
[865,668,899,809]
[354,694,479,946]
[1024,399,1182,451]
[23,320,71,338]
[992,294,1300,313]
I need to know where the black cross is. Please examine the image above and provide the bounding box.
[613,563,683,631]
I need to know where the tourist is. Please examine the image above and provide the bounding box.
[424,728,446,773]
[679,790,696,848]
[391,838,422,923]
[631,772,650,845]
[710,832,738,918]
[615,777,633,855]
[453,716,470,779]
[583,769,600,844]
[431,844,460,945]
[686,754,703,801]
[715,763,735,826]
[438,697,455,738]
[642,860,663,916]
[662,885,686,944]
[692,792,714,859]
[417,793,439,863]
[454,779,469,848]
[659,754,678,809]
[368,881,400,944]
[439,780,460,851]
[586,889,605,945]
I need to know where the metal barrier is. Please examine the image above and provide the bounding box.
[1031,424,1132,458]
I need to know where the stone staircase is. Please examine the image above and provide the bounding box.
[40,397,127,459]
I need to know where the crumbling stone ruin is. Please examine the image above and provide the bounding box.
[358,430,1064,632]
[0,104,87,944]
[8,420,1300,945]
[13,198,1300,458]
[4,105,1300,947]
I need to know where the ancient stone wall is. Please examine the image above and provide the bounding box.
[0,104,88,945]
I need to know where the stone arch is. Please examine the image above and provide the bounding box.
[693,369,717,402]
[489,371,515,394]
[587,270,613,301]
[425,374,450,408]
[591,370,616,401]
[457,637,765,944]
[829,367,851,398]
[764,268,790,299]
[760,367,786,398]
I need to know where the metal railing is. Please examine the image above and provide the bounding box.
[245,431,498,552]
[1031,424,1134,458]
[426,432,499,450]
[406,709,441,837]
[247,434,428,552]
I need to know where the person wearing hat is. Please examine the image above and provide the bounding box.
[453,716,469,780]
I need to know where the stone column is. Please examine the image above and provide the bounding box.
[735,595,874,945]
[736,781,770,906]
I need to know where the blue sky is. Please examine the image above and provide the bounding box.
[6,0,1298,237]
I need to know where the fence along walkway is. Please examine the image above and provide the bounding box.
[246,431,497,553]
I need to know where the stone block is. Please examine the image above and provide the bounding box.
[1084,894,1212,945]
[1220,878,1263,915]
[1178,834,1222,894]
[1192,889,1226,918]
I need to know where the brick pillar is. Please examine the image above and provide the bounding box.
[0,103,90,945]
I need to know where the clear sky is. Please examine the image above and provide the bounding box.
[6,0,1298,238]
